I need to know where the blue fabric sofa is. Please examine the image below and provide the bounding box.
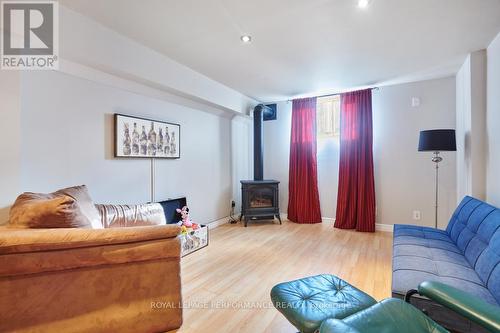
[392,196,500,333]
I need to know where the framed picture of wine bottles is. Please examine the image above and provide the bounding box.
[114,114,180,159]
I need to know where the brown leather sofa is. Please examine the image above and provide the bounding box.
[0,203,183,333]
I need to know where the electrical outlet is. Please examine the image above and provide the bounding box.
[411,97,421,107]
[413,210,421,221]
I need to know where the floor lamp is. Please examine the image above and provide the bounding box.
[418,129,457,228]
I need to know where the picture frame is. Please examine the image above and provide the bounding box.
[114,113,180,159]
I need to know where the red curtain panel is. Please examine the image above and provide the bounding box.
[287,97,322,224]
[334,89,376,232]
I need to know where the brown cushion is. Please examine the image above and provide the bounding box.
[54,185,103,229]
[8,193,92,229]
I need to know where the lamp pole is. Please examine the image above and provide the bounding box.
[418,129,456,229]
[432,151,443,228]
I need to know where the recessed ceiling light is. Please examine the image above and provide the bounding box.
[358,0,370,8]
[240,35,252,43]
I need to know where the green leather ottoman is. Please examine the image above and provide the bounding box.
[270,275,377,333]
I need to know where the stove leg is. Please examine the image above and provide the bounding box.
[276,214,282,225]
[244,218,248,227]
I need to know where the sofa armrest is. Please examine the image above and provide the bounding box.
[0,224,180,254]
[0,225,181,277]
[418,281,500,333]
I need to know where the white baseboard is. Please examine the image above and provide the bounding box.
[322,217,335,224]
[376,223,394,232]
[280,214,335,224]
[205,216,230,229]
[279,214,394,232]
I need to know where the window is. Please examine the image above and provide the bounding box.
[317,95,340,139]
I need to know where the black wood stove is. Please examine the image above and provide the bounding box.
[240,105,281,227]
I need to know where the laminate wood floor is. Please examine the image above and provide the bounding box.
[174,220,393,333]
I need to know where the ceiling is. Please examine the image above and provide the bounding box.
[60,0,500,102]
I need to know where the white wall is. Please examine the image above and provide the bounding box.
[263,102,293,214]
[264,77,457,228]
[231,115,253,214]
[0,72,21,223]
[373,78,456,229]
[16,70,232,224]
[486,32,500,206]
[456,51,487,202]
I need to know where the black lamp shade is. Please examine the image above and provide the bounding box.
[418,129,456,152]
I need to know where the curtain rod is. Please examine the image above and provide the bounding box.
[286,87,379,102]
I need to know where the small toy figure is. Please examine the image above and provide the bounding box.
[176,206,199,230]
[180,225,188,235]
